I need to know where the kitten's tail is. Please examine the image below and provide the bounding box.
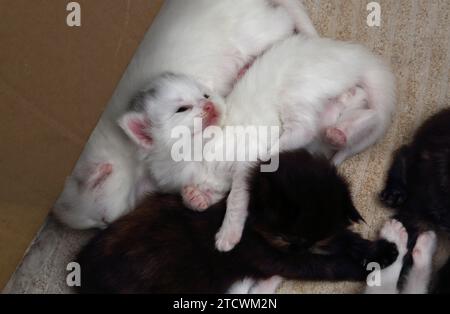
[272,0,318,37]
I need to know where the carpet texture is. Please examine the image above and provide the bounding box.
[3,0,449,294]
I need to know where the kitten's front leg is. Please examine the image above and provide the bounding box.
[261,253,367,282]
[325,230,399,269]
[215,164,251,252]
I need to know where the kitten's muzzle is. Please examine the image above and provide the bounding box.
[202,101,219,126]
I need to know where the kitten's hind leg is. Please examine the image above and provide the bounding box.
[325,86,384,165]
[249,276,283,294]
[324,87,369,150]
[365,219,408,294]
[402,231,437,294]
[379,146,410,208]
[330,108,380,166]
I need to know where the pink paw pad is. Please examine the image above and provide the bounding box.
[182,186,210,211]
[324,127,347,148]
[380,219,408,256]
[412,231,437,268]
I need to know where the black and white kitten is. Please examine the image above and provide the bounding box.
[380,108,450,293]
[77,149,396,294]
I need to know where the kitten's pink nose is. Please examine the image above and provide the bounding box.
[203,101,215,112]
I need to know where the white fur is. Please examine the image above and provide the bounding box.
[53,119,151,229]
[402,231,437,294]
[227,276,283,294]
[54,0,317,229]
[365,220,409,294]
[248,276,283,294]
[365,220,437,294]
[120,35,396,252]
[217,35,396,251]
[227,278,256,294]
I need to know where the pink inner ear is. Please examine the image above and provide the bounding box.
[128,119,152,147]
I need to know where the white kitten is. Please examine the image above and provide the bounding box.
[219,35,396,251]
[54,0,317,229]
[53,119,151,229]
[120,35,396,251]
[365,220,437,294]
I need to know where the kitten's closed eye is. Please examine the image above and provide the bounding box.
[176,105,193,113]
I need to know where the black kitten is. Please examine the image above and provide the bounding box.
[77,150,395,294]
[380,108,450,292]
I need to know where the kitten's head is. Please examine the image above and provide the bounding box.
[248,149,363,253]
[118,73,225,152]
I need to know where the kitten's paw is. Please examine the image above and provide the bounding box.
[379,186,407,208]
[366,240,399,269]
[215,224,243,252]
[182,185,210,211]
[324,127,347,148]
[412,231,437,269]
[380,219,408,257]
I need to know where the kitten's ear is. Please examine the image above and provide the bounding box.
[118,112,153,150]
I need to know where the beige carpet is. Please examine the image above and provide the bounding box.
[4,0,450,294]
[279,0,450,294]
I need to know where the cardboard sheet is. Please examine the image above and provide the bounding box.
[0,0,163,290]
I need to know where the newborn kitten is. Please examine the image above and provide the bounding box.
[380,108,450,292]
[76,150,395,294]
[120,35,396,251]
[225,35,396,165]
[54,0,317,229]
[53,118,152,229]
[365,219,437,294]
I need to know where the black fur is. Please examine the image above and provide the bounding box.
[434,259,450,294]
[77,150,396,293]
[380,108,450,292]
